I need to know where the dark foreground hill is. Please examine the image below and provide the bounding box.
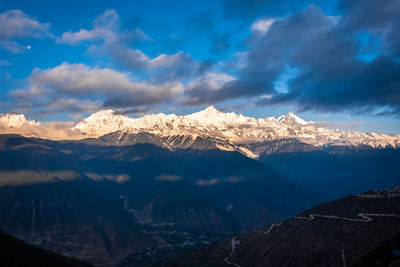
[0,229,91,267]
[168,186,400,267]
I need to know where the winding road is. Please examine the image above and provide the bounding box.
[224,236,241,267]
[254,223,282,234]
[224,223,283,266]
[295,213,400,222]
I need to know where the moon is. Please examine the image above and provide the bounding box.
[27,45,32,50]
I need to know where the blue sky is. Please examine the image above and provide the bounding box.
[0,0,399,133]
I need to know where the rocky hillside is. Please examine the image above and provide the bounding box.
[168,186,400,267]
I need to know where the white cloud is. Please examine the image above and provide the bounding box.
[0,9,51,53]
[29,63,182,97]
[57,9,118,45]
[57,9,196,79]
[251,18,275,34]
[58,28,112,45]
[107,43,151,69]
[149,52,191,69]
[187,72,236,91]
[9,62,183,115]
[0,40,26,53]
[57,9,149,46]
[0,118,87,140]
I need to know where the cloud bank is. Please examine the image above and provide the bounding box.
[58,9,205,82]
[10,63,183,116]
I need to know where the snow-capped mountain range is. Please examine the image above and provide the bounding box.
[1,106,399,157]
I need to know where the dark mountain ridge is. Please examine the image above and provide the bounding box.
[78,130,400,202]
[169,186,400,267]
[0,134,316,266]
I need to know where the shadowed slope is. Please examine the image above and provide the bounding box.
[168,187,400,267]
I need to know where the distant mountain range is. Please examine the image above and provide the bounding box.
[1,106,399,158]
[168,186,400,267]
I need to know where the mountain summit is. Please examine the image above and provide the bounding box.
[277,112,308,126]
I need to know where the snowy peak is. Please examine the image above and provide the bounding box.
[189,105,223,121]
[187,106,241,125]
[277,112,308,126]
[78,109,119,123]
[200,105,220,114]
[74,109,134,137]
[86,109,115,119]
[0,113,39,128]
